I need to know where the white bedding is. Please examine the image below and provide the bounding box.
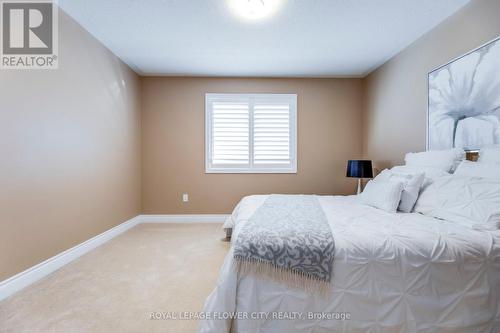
[199,195,500,333]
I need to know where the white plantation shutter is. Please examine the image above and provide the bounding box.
[211,101,249,165]
[206,94,297,173]
[253,102,291,165]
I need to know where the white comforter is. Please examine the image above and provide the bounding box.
[199,195,500,333]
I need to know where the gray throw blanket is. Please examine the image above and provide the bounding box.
[233,195,335,294]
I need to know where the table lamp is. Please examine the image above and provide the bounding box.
[346,160,373,194]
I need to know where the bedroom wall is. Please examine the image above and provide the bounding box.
[0,10,142,281]
[142,77,363,214]
[363,0,500,170]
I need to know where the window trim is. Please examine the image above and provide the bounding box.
[205,93,297,174]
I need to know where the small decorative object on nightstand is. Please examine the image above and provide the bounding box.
[346,160,373,194]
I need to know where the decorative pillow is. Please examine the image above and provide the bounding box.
[479,145,500,164]
[454,160,500,180]
[405,148,465,172]
[376,169,425,213]
[359,179,404,213]
[414,175,500,229]
[390,165,450,189]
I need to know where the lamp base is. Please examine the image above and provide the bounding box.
[357,178,362,195]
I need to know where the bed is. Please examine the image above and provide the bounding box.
[198,194,500,333]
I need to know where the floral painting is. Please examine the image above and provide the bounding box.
[428,37,500,151]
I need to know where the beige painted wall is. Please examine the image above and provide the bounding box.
[142,77,363,213]
[0,11,142,280]
[363,0,500,170]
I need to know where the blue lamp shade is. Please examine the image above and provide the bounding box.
[346,160,373,179]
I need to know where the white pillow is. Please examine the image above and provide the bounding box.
[390,165,450,189]
[359,179,404,213]
[376,169,425,213]
[479,145,500,164]
[414,175,500,229]
[454,160,500,180]
[405,148,465,172]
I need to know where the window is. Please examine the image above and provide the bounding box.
[205,93,297,173]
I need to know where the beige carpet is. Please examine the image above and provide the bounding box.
[0,223,230,333]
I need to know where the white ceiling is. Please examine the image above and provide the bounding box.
[58,0,470,77]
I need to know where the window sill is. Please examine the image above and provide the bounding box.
[205,168,297,174]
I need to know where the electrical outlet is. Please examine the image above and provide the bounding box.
[182,193,189,202]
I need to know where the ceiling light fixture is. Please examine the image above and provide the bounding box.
[228,0,282,21]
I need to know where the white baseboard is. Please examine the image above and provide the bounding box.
[0,214,229,302]
[139,214,229,224]
[0,215,141,302]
